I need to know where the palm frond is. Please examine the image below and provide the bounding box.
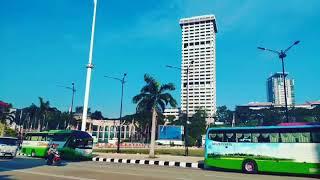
[144,74,156,84]
[159,93,177,107]
[159,83,175,93]
[141,84,157,94]
[157,100,166,112]
[133,93,150,104]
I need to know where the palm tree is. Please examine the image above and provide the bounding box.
[133,74,177,157]
[38,97,51,131]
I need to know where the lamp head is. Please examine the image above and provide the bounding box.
[294,41,300,45]
[257,47,266,50]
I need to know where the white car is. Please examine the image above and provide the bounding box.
[0,137,19,158]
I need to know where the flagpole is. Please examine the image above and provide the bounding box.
[82,0,98,131]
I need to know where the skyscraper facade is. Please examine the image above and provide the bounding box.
[267,72,295,105]
[179,15,218,122]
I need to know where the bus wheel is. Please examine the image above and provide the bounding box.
[31,150,36,157]
[242,160,258,174]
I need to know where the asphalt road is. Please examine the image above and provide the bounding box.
[0,156,316,180]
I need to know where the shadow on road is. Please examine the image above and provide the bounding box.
[0,175,12,180]
[0,156,66,174]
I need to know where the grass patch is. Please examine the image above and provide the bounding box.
[93,148,204,157]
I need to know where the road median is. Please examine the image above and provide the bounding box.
[92,152,204,169]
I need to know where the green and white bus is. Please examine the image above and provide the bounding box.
[205,125,320,175]
[21,130,93,158]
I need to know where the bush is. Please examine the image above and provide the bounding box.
[4,127,17,137]
[0,123,17,137]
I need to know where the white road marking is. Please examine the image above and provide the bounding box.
[0,167,96,180]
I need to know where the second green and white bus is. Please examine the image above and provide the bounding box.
[205,125,320,175]
[21,130,93,158]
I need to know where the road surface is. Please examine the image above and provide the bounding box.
[0,156,316,180]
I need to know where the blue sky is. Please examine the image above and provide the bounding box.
[1,0,320,118]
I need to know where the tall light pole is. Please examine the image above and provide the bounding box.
[166,60,194,156]
[258,41,300,123]
[82,0,98,131]
[57,82,76,128]
[58,82,76,114]
[104,73,127,153]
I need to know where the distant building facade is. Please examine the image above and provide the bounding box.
[267,72,295,105]
[237,101,320,110]
[73,113,137,143]
[163,108,180,122]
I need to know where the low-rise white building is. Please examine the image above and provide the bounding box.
[73,113,137,143]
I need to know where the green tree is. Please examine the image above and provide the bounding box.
[75,106,91,114]
[91,111,104,120]
[133,74,177,157]
[188,109,207,146]
[38,97,51,131]
[216,106,233,124]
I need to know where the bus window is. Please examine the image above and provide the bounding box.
[73,139,93,149]
[208,132,223,142]
[48,133,70,142]
[297,132,311,143]
[311,132,320,143]
[270,133,280,143]
[252,133,259,143]
[280,133,296,143]
[224,133,236,142]
[31,136,41,141]
[237,133,251,142]
[258,133,271,143]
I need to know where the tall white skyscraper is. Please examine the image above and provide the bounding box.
[179,15,217,123]
[267,72,295,105]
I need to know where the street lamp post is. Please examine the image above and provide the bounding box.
[104,73,127,153]
[82,0,98,131]
[166,60,194,156]
[258,41,300,123]
[58,82,76,128]
[58,83,76,114]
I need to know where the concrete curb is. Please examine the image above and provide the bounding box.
[92,157,204,169]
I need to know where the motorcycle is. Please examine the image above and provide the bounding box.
[45,149,61,166]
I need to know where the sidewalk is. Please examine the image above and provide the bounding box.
[92,152,204,169]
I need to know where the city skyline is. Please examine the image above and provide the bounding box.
[1,1,320,117]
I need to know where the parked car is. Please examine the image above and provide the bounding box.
[0,137,19,158]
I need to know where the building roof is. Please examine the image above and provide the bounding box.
[179,14,218,33]
[268,72,289,78]
[0,101,10,108]
[305,101,320,105]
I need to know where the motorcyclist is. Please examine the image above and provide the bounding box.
[46,142,59,165]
